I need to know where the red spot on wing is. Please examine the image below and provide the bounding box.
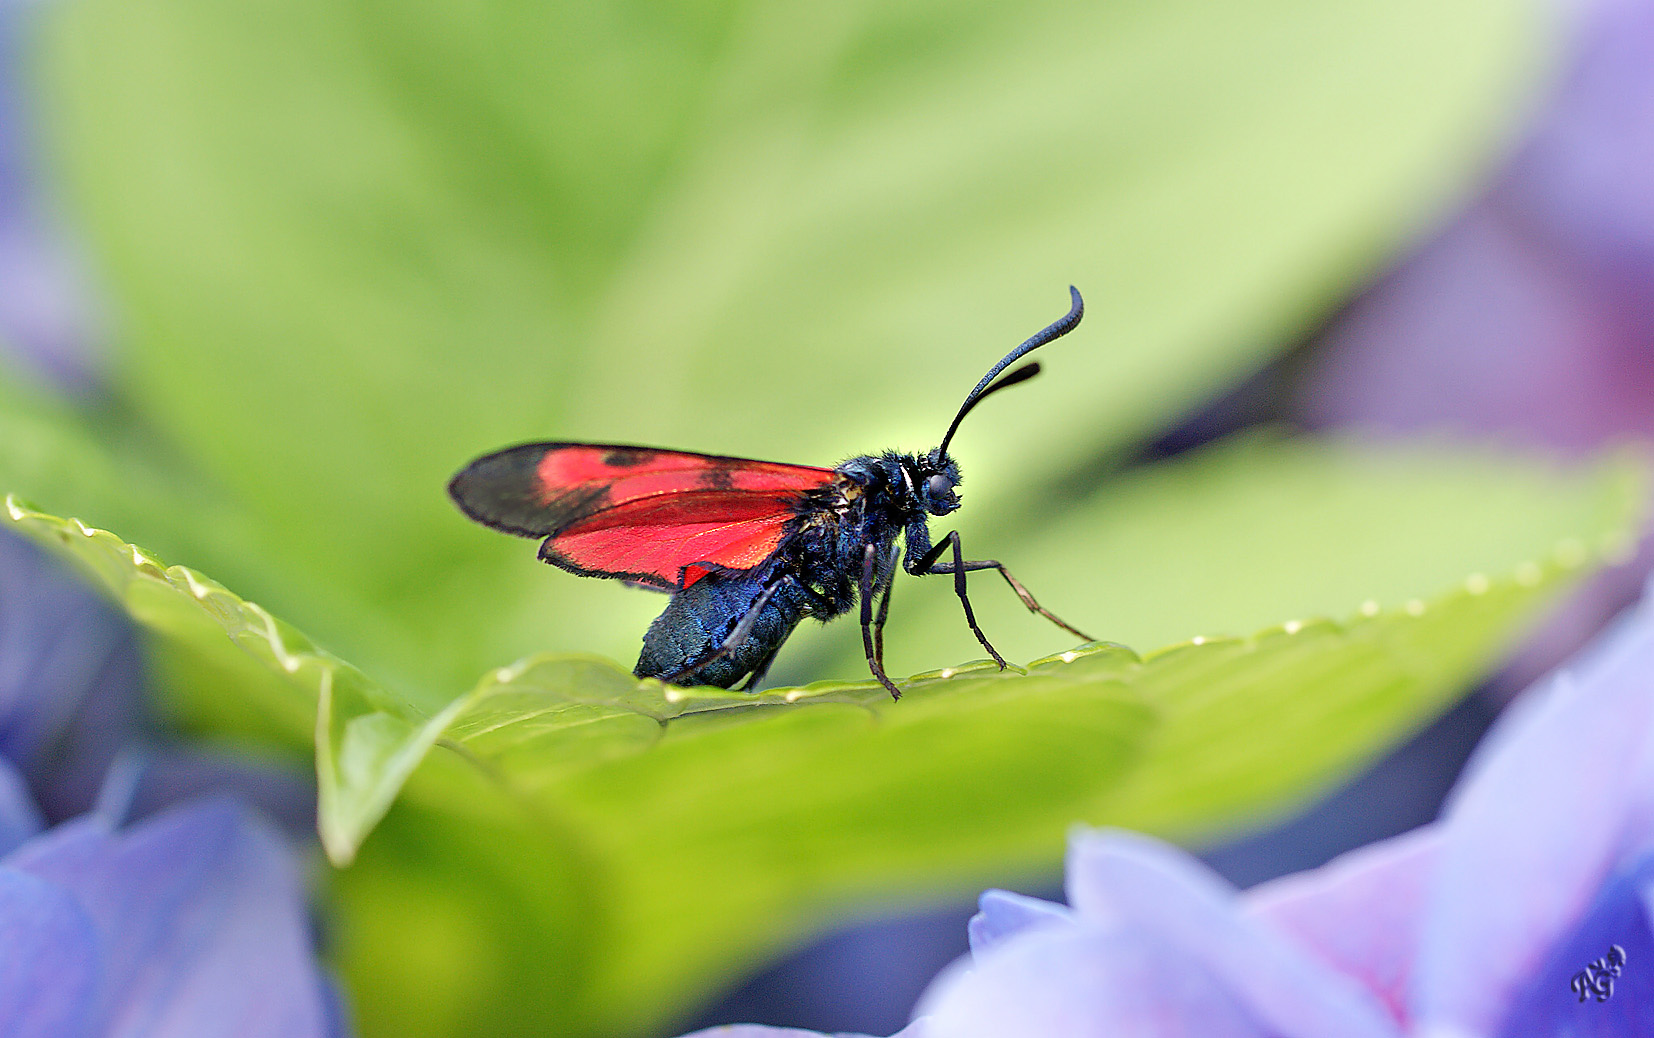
[535,446,830,504]
[450,442,832,551]
[544,490,799,587]
[450,445,836,587]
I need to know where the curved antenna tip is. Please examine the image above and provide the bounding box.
[936,285,1088,455]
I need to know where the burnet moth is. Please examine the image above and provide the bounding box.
[449,286,1095,699]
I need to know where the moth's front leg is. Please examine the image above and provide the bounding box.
[860,542,902,700]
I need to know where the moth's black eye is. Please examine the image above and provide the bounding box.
[926,473,951,498]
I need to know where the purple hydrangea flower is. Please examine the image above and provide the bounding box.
[0,530,145,823]
[678,1023,931,1038]
[0,779,347,1038]
[679,571,1654,1037]
[921,574,1654,1036]
[0,1,103,389]
[0,531,315,834]
[0,533,347,1035]
[1301,0,1654,452]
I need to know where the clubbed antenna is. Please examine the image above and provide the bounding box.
[937,286,1084,456]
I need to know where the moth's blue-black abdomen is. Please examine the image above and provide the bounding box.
[635,569,816,689]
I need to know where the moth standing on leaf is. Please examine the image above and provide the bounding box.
[449,287,1095,699]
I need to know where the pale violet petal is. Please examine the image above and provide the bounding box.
[7,797,336,1038]
[0,755,41,857]
[1066,830,1401,1038]
[675,1023,926,1038]
[1244,824,1441,1025]
[1492,850,1654,1037]
[1414,586,1654,1033]
[0,866,96,1038]
[968,889,1072,956]
[917,919,1266,1038]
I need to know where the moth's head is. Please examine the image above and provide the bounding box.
[915,449,961,516]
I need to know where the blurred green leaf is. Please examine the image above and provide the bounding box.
[0,373,241,567]
[31,0,1544,688]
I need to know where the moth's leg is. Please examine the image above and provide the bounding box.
[861,543,903,700]
[919,531,1096,644]
[736,641,785,692]
[730,580,835,690]
[660,579,782,686]
[872,575,894,672]
[909,530,1007,668]
[737,628,793,694]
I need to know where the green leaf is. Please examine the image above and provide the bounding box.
[338,548,1603,1038]
[1090,579,1558,838]
[29,0,1546,689]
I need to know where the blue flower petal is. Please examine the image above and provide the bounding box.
[0,755,41,858]
[676,1024,926,1037]
[5,796,337,1038]
[1414,586,1654,1034]
[0,7,103,388]
[919,920,1267,1038]
[0,866,97,1038]
[1504,0,1654,289]
[319,969,355,1038]
[125,748,316,839]
[967,890,1072,956]
[1065,830,1401,1038]
[1494,851,1654,1037]
[0,531,144,823]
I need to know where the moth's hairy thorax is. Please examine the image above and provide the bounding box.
[780,452,941,611]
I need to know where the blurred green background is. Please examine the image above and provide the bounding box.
[21,0,1547,695]
[3,0,1649,1034]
